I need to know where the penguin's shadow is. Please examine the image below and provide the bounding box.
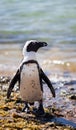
[31,112,76,129]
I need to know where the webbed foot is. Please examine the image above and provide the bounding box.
[22,102,30,113]
[33,100,45,116]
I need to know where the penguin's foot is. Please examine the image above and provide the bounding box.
[22,103,30,113]
[33,107,45,116]
[37,108,45,116]
[38,101,45,116]
[33,102,45,116]
[22,107,30,113]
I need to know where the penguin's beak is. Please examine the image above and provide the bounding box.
[39,42,48,47]
[43,42,48,46]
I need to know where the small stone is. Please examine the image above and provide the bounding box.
[70,88,74,91]
[0,85,2,90]
[12,112,20,118]
[0,76,10,84]
[69,94,76,100]
[64,128,70,130]
[3,106,10,111]
[24,128,33,130]
[4,128,10,130]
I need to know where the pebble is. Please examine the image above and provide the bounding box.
[69,94,76,100]
[0,76,10,84]
[70,88,74,91]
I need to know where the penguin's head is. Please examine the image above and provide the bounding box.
[23,40,47,56]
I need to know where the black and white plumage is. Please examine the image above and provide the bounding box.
[7,40,55,115]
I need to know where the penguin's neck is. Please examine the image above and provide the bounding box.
[23,52,36,62]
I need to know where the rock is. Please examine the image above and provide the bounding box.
[70,88,74,91]
[3,106,10,111]
[0,84,2,90]
[12,112,21,118]
[69,94,76,100]
[0,76,10,84]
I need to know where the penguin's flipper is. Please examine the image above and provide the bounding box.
[40,68,55,97]
[7,69,20,98]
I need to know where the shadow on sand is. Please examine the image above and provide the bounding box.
[34,113,76,129]
[49,116,76,128]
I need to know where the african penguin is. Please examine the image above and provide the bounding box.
[7,40,55,115]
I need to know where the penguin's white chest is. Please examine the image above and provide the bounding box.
[20,63,42,103]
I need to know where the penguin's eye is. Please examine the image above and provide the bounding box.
[31,42,36,45]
